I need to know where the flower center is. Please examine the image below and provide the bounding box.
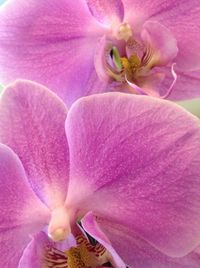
[96,21,178,98]
[108,46,142,82]
[44,234,111,268]
[107,38,153,85]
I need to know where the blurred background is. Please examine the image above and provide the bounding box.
[0,0,199,118]
[177,99,200,119]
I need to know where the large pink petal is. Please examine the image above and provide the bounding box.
[0,144,49,267]
[93,217,200,268]
[0,80,69,209]
[86,0,124,26]
[65,93,200,257]
[0,0,105,105]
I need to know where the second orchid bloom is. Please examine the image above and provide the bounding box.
[0,0,200,104]
[1,80,200,267]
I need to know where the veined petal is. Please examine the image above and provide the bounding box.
[65,93,200,257]
[0,0,105,105]
[95,218,200,268]
[141,21,178,67]
[123,0,171,20]
[0,144,49,267]
[86,0,124,26]
[151,0,200,71]
[0,80,69,209]
[122,0,180,30]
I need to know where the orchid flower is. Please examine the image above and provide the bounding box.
[0,1,200,105]
[1,80,200,267]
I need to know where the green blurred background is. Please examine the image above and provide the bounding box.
[178,99,200,118]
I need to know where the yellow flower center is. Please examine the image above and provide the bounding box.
[121,54,141,78]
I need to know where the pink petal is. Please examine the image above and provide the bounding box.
[0,0,105,105]
[122,0,178,30]
[0,80,69,209]
[65,93,200,257]
[18,232,49,268]
[141,21,178,67]
[130,64,177,99]
[153,1,200,71]
[18,231,72,268]
[0,144,49,267]
[86,0,124,26]
[94,36,110,81]
[81,212,126,268]
[123,0,170,21]
[95,217,200,268]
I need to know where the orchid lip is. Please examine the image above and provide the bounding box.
[44,233,111,268]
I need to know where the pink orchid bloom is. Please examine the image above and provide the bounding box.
[1,80,200,267]
[0,1,200,105]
